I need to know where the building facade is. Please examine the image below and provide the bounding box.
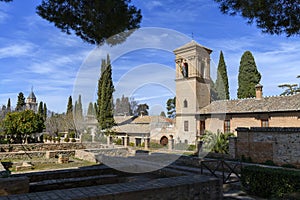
[174,41,300,144]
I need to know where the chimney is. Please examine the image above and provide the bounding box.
[255,84,263,99]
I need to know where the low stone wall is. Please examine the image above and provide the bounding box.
[0,143,86,152]
[75,150,97,163]
[0,150,75,160]
[0,176,29,196]
[0,151,45,160]
[235,127,300,167]
[87,147,129,157]
[1,175,222,199]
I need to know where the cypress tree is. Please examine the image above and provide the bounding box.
[166,97,176,118]
[96,60,105,121]
[94,102,98,117]
[237,51,261,98]
[87,102,95,116]
[66,96,73,115]
[96,54,115,130]
[7,98,11,112]
[215,51,230,100]
[43,103,47,119]
[74,100,78,118]
[77,95,83,120]
[210,78,218,101]
[38,101,44,116]
[16,92,25,111]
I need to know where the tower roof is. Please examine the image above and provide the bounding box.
[173,40,212,54]
[28,91,36,99]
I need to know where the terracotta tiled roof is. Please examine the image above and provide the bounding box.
[199,93,300,114]
[113,123,150,134]
[113,116,174,135]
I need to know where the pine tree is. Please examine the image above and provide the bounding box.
[6,98,11,112]
[66,96,73,115]
[96,54,115,130]
[136,104,149,116]
[215,51,230,100]
[16,92,25,111]
[237,51,261,98]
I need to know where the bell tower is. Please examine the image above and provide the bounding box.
[173,40,212,144]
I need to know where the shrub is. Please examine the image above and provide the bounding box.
[281,163,297,169]
[201,130,234,154]
[241,166,300,198]
[264,160,277,166]
[188,144,196,151]
[64,137,70,143]
[129,142,135,147]
[241,155,252,163]
[114,138,122,145]
[55,137,61,143]
[69,131,76,139]
[150,142,163,149]
[71,138,76,143]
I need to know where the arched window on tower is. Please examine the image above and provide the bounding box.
[183,99,188,108]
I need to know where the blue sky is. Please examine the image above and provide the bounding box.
[0,0,300,115]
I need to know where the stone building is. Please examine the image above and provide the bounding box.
[26,89,38,112]
[113,116,174,147]
[173,40,300,144]
[84,41,300,147]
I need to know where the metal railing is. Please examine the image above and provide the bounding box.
[200,159,242,184]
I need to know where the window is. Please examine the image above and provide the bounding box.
[200,120,205,135]
[224,120,230,133]
[183,99,188,108]
[184,121,189,132]
[261,119,269,127]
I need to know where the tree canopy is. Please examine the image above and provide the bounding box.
[2,110,45,144]
[237,51,261,98]
[0,0,142,45]
[278,75,300,95]
[214,0,300,37]
[3,0,299,39]
[136,103,149,116]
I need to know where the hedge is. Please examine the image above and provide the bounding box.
[241,165,300,198]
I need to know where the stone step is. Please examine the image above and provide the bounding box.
[29,174,120,192]
[11,164,127,182]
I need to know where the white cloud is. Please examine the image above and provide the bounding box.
[143,1,163,10]
[0,42,36,59]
